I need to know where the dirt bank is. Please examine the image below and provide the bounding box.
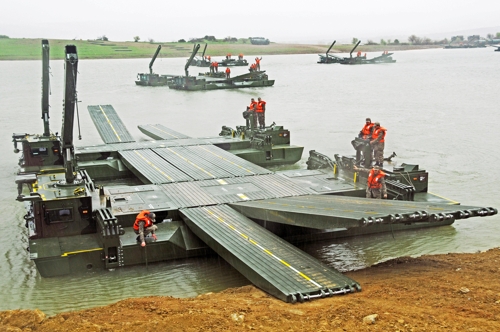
[2,248,499,331]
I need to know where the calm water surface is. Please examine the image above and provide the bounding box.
[0,48,499,315]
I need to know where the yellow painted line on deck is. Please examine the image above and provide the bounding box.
[166,148,215,178]
[428,191,460,205]
[197,146,256,174]
[99,105,122,142]
[133,150,174,181]
[205,208,324,288]
[61,248,103,257]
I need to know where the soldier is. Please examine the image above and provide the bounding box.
[225,67,231,79]
[246,98,258,128]
[370,122,387,166]
[353,165,387,199]
[255,57,262,70]
[256,97,266,129]
[133,210,158,247]
[359,118,374,139]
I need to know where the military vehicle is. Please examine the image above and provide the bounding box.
[169,44,274,90]
[135,45,174,86]
[250,37,270,45]
[317,41,343,64]
[12,41,497,304]
[339,41,396,65]
[218,55,249,67]
[188,43,212,67]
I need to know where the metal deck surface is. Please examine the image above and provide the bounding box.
[229,195,495,229]
[181,205,360,303]
[87,105,135,143]
[108,174,314,215]
[138,124,191,140]
[118,145,272,184]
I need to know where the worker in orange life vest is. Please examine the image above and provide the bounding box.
[256,97,266,129]
[214,61,218,73]
[133,210,158,247]
[255,57,262,70]
[353,165,387,199]
[225,67,231,79]
[370,122,387,167]
[358,118,374,139]
[245,98,258,128]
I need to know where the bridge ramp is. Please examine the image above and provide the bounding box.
[229,195,497,229]
[181,205,360,303]
[138,124,191,140]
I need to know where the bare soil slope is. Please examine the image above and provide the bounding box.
[2,248,499,331]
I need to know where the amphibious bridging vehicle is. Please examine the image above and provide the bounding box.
[12,41,497,304]
[317,40,343,64]
[339,41,396,65]
[170,44,274,91]
[135,45,174,86]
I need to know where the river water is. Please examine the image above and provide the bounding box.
[0,48,499,315]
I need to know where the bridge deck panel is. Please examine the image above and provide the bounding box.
[181,205,359,302]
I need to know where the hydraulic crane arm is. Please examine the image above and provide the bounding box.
[149,45,161,74]
[42,39,51,136]
[60,45,78,184]
[185,44,201,77]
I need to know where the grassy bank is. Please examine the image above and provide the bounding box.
[0,38,440,61]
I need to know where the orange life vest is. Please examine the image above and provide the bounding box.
[361,123,374,138]
[256,100,266,113]
[367,169,386,189]
[225,67,230,73]
[249,101,258,111]
[372,126,387,143]
[133,210,152,231]
[214,62,218,67]
[255,57,261,64]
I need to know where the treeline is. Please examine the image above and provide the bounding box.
[352,32,500,46]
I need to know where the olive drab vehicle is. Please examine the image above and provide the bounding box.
[317,41,343,64]
[11,41,497,304]
[339,41,397,65]
[135,45,174,86]
[169,44,274,90]
[250,37,270,45]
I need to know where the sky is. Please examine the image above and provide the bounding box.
[2,0,500,44]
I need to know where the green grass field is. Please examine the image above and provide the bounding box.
[0,38,437,61]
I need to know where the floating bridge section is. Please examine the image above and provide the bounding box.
[87,104,497,303]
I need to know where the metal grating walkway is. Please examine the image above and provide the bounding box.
[181,205,360,303]
[88,105,135,143]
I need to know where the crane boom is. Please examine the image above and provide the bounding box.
[149,45,161,74]
[42,39,51,136]
[61,45,78,184]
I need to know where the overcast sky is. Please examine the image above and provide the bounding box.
[2,0,499,44]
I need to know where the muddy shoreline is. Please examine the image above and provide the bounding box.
[2,248,499,331]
